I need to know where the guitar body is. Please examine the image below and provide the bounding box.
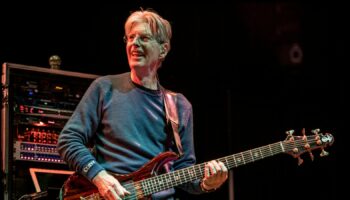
[61,151,179,200]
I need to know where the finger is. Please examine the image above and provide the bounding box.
[204,163,210,178]
[123,187,131,195]
[208,162,217,176]
[211,161,222,174]
[218,162,229,179]
[105,187,120,200]
[218,162,228,172]
[113,184,129,198]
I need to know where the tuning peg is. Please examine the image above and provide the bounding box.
[311,129,320,134]
[286,130,294,136]
[297,156,304,166]
[320,149,329,157]
[304,139,314,161]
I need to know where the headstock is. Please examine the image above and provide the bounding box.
[284,128,334,165]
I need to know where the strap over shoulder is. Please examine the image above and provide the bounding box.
[164,90,179,125]
[163,89,183,157]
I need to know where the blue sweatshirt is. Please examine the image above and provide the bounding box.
[57,72,203,199]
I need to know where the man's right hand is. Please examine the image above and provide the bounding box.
[92,170,130,200]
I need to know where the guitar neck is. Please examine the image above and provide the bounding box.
[65,133,333,199]
[140,141,286,196]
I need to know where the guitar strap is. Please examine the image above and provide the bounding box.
[162,87,184,157]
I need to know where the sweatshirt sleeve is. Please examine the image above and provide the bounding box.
[172,95,205,194]
[57,77,105,181]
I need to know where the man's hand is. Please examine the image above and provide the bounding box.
[201,160,228,191]
[92,170,130,200]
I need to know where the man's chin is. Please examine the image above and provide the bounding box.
[130,63,145,70]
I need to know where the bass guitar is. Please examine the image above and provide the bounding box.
[61,128,334,200]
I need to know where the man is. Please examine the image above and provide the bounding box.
[58,9,228,200]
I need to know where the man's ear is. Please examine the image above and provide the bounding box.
[159,43,170,60]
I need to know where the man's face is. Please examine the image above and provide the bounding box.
[126,22,162,72]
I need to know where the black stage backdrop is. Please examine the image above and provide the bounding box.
[1,2,343,200]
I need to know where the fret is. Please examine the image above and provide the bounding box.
[164,173,171,188]
[187,166,195,180]
[153,176,160,193]
[282,141,290,152]
[234,153,243,166]
[142,179,148,195]
[242,151,251,164]
[183,168,189,182]
[180,168,186,183]
[149,177,155,193]
[158,175,165,191]
[197,165,203,179]
[278,142,284,154]
[223,156,231,168]
[147,179,153,195]
[251,148,261,161]
[142,179,151,196]
[197,164,203,178]
[279,141,285,153]
[270,143,277,155]
[181,169,186,183]
[259,147,264,159]
[241,152,246,165]
[224,156,229,168]
[270,143,278,155]
[173,171,181,185]
[246,151,252,163]
[164,174,170,191]
[232,154,237,167]
[141,181,148,196]
[260,145,268,157]
[268,144,273,156]
[182,168,187,183]
[249,149,254,162]
[149,178,157,195]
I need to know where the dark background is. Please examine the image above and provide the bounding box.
[1,1,343,200]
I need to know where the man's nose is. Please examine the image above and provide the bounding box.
[130,36,141,46]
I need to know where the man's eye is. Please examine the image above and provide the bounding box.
[128,35,136,40]
[141,36,151,42]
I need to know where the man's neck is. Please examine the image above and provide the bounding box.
[131,70,158,90]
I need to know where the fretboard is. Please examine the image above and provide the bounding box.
[139,141,286,196]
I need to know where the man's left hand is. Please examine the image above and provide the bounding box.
[201,160,228,191]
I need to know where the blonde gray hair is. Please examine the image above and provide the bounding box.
[125,9,172,49]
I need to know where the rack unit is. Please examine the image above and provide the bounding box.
[1,62,99,200]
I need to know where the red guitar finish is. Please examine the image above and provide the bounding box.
[62,151,178,200]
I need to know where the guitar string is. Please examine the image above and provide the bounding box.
[108,137,326,199]
[119,137,326,198]
[83,137,327,199]
[219,137,325,168]
[133,137,325,196]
